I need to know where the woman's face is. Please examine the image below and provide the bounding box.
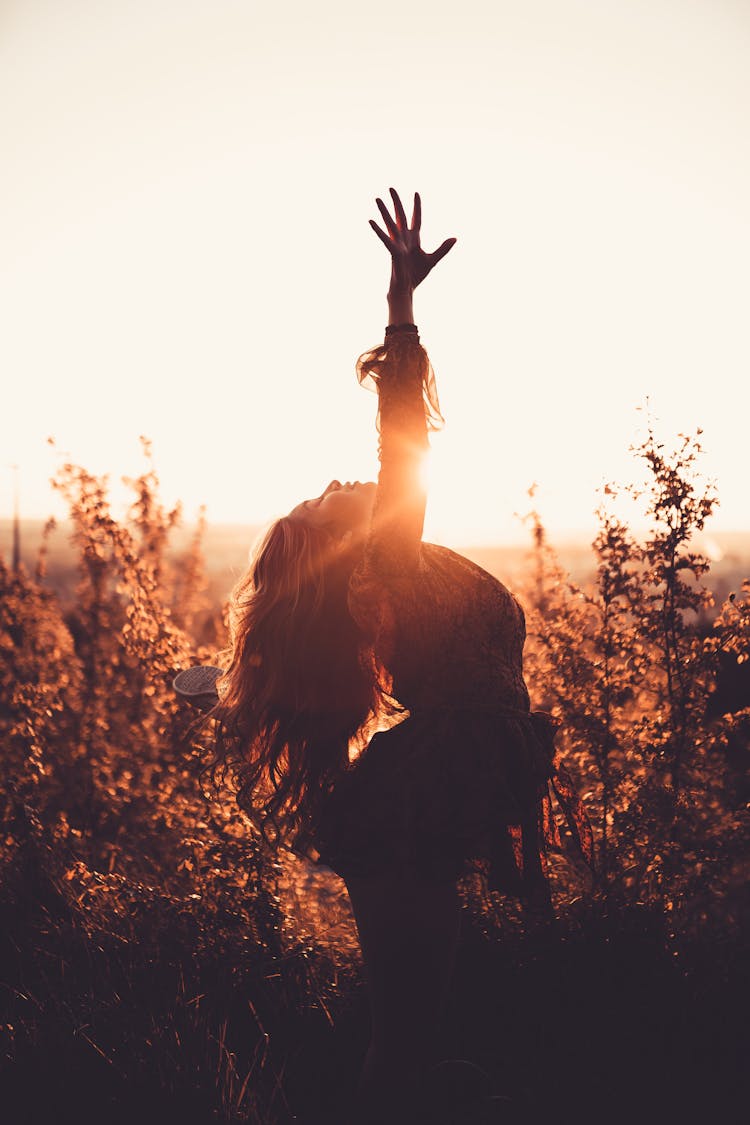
[289,480,376,538]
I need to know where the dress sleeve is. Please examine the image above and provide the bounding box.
[348,331,443,654]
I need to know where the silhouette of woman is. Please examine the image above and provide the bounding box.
[197,190,592,1124]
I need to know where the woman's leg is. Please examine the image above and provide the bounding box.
[344,872,462,1124]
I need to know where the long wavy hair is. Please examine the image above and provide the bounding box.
[210,516,383,847]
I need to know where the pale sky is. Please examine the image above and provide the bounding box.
[2,0,748,545]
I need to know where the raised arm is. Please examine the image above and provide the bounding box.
[360,190,456,578]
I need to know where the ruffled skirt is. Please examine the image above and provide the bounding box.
[313,708,593,899]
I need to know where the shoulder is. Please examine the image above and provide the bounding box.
[421,542,514,591]
[421,542,526,618]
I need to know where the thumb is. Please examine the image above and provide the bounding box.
[429,237,457,268]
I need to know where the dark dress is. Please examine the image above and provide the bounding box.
[316,331,592,899]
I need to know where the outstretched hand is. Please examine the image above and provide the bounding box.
[370,188,456,298]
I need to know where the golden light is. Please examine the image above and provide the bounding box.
[1,1,747,545]
[418,447,433,496]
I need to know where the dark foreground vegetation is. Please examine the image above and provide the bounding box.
[1,434,748,1123]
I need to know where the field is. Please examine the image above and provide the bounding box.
[1,434,748,1123]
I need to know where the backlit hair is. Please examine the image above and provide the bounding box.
[210,515,382,849]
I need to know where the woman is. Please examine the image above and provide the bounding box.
[189,190,591,1123]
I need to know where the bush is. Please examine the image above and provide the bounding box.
[1,427,747,1121]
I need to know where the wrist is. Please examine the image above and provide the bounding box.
[387,289,414,325]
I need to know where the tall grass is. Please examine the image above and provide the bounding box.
[1,428,747,1122]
